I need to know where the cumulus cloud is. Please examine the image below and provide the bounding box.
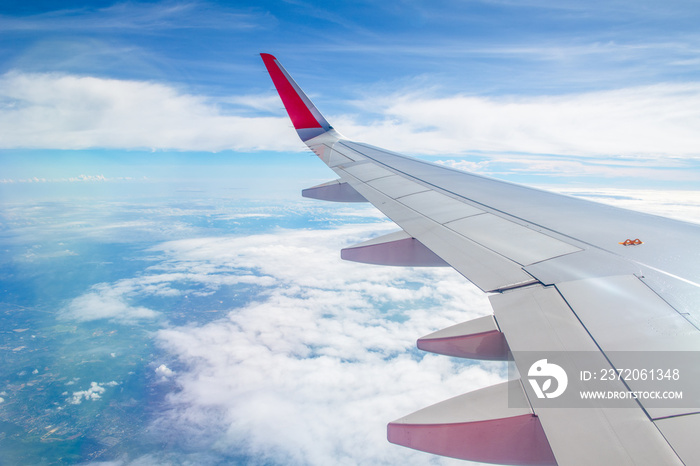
[69,381,119,404]
[155,364,175,380]
[148,223,501,465]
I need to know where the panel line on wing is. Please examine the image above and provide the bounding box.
[444,213,582,266]
[339,164,582,269]
[341,162,395,182]
[336,169,542,288]
[366,175,431,199]
[335,140,602,254]
[336,173,539,291]
[493,284,685,465]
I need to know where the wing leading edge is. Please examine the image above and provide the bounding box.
[261,53,700,465]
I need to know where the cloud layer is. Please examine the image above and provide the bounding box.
[50,191,700,464]
[2,71,700,164]
[0,71,299,151]
[150,225,501,465]
[60,219,500,464]
[341,83,700,158]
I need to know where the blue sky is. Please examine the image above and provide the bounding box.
[4,0,700,94]
[1,0,699,191]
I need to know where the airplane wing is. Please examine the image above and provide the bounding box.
[261,53,700,465]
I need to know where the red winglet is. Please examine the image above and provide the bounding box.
[261,53,325,131]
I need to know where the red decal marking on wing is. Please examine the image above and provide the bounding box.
[261,53,322,129]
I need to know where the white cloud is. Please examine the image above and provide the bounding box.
[0,71,300,151]
[148,223,500,465]
[69,381,119,405]
[437,156,700,182]
[64,281,161,323]
[155,364,175,379]
[2,70,700,173]
[62,253,279,324]
[1,174,114,183]
[340,83,700,160]
[68,174,106,182]
[56,217,503,463]
[19,248,78,262]
[555,188,700,224]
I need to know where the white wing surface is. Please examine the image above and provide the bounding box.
[261,53,700,465]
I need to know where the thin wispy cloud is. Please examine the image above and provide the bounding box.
[0,1,265,32]
[0,174,123,183]
[436,156,699,183]
[558,188,700,224]
[63,270,275,323]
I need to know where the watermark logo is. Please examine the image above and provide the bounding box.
[528,359,568,399]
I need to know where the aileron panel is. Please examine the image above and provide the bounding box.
[340,161,393,181]
[398,190,484,224]
[366,175,429,199]
[445,214,582,266]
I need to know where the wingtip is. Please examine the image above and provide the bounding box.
[260,52,332,140]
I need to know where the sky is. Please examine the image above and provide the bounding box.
[1,1,700,465]
[1,0,700,190]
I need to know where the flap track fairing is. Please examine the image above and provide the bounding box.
[417,315,510,360]
[341,231,449,267]
[388,380,557,465]
[302,179,368,203]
